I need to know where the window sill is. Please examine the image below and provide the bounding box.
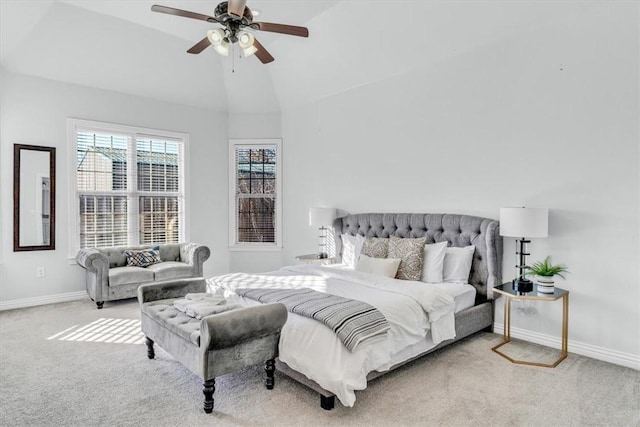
[228,245,282,252]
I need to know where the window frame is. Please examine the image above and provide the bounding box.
[67,118,189,260]
[228,138,282,251]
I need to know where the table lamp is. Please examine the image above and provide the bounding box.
[499,207,549,293]
[309,207,336,259]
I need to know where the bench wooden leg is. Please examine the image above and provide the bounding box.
[203,379,215,413]
[145,337,155,359]
[320,395,335,410]
[265,359,275,390]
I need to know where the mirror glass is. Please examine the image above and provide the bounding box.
[14,144,56,251]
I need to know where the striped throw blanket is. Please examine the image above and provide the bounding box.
[235,287,390,352]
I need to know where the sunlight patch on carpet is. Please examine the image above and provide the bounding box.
[47,318,145,344]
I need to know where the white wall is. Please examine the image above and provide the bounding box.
[281,5,639,361]
[0,69,229,303]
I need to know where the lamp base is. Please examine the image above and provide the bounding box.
[513,278,533,293]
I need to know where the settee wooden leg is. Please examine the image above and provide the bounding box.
[203,379,215,413]
[265,359,275,390]
[145,337,155,359]
[320,395,335,410]
[96,301,104,309]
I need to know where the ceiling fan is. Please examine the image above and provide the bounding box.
[151,0,309,64]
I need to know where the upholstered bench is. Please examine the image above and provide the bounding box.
[138,278,287,413]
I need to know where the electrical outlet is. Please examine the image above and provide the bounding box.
[36,267,45,278]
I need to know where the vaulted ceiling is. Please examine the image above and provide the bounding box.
[1,0,587,113]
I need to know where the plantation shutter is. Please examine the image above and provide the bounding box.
[75,127,185,249]
[231,141,281,247]
[76,131,130,248]
[136,136,185,245]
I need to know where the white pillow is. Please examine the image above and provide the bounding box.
[443,245,476,283]
[356,254,401,278]
[421,241,448,283]
[341,234,365,267]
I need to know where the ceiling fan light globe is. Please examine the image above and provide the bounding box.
[207,29,230,56]
[213,41,230,56]
[238,31,255,48]
[207,28,226,44]
[241,45,258,57]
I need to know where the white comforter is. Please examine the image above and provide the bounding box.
[207,264,456,407]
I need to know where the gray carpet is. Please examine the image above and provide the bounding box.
[1,299,638,427]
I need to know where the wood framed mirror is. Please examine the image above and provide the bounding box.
[13,144,56,251]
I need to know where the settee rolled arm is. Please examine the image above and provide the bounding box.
[76,248,109,273]
[138,278,207,304]
[180,243,211,277]
[201,303,288,351]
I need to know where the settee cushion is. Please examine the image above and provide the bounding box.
[109,266,154,287]
[159,245,181,262]
[142,300,201,346]
[100,248,128,268]
[147,261,194,281]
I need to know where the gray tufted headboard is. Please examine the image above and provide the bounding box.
[332,213,502,302]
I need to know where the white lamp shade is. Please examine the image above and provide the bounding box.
[499,207,549,238]
[309,207,336,227]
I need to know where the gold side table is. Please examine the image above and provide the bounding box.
[492,282,569,368]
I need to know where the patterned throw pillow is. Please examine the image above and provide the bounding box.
[388,236,427,281]
[361,237,389,259]
[125,249,161,267]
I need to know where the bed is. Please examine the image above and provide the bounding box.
[208,213,502,410]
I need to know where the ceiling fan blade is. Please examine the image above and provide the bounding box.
[151,5,219,23]
[227,0,247,18]
[187,37,212,54]
[252,38,274,64]
[251,22,309,38]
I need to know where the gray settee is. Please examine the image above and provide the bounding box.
[76,243,210,308]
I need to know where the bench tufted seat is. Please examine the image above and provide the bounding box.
[141,300,202,346]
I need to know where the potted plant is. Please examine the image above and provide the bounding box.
[526,256,569,293]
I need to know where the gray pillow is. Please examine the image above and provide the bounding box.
[388,236,427,281]
[361,237,389,259]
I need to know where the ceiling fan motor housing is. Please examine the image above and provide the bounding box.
[214,1,254,42]
[215,1,253,25]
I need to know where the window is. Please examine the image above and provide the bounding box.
[69,119,188,255]
[229,139,282,250]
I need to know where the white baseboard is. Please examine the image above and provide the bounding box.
[0,291,87,311]
[494,322,639,371]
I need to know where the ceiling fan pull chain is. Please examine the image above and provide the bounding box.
[232,43,236,73]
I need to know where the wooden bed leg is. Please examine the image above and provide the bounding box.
[203,378,215,413]
[320,395,335,411]
[265,359,275,390]
[145,337,155,359]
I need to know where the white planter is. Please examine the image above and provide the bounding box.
[536,276,555,293]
